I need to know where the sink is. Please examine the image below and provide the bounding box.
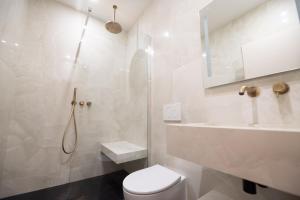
[166,123,300,196]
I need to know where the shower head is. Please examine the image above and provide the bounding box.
[105,5,122,34]
[105,21,122,34]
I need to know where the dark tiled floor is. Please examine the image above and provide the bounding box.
[1,170,128,200]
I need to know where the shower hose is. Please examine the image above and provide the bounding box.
[62,88,78,154]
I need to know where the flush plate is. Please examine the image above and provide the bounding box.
[163,103,182,122]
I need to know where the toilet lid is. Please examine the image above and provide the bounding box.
[123,165,181,195]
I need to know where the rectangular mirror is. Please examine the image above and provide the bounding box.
[200,0,300,88]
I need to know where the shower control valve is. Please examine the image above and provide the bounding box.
[87,101,92,107]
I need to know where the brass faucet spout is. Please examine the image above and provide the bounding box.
[239,86,260,97]
[239,86,247,95]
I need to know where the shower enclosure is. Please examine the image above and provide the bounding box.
[0,0,151,199]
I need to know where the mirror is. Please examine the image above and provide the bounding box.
[200,0,300,88]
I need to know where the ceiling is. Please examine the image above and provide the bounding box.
[56,0,152,31]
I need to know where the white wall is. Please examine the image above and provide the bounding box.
[0,0,137,198]
[132,0,300,199]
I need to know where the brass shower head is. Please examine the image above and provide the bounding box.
[105,5,122,34]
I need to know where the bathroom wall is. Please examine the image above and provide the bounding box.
[132,0,300,199]
[0,0,145,198]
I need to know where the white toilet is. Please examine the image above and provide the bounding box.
[123,165,186,200]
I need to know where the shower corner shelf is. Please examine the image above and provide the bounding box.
[101,141,147,164]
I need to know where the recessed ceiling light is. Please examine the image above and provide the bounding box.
[280,11,287,17]
[163,31,170,38]
[281,18,288,23]
[145,46,154,56]
[65,55,71,59]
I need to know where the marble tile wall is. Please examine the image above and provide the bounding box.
[0,0,147,198]
[132,0,300,199]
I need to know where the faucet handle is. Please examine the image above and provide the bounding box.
[87,101,92,107]
[247,87,260,97]
[273,82,289,97]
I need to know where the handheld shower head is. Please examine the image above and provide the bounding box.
[71,88,77,105]
[62,88,79,155]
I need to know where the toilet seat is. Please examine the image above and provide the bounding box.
[123,165,181,195]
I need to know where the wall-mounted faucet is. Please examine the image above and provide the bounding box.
[79,101,85,106]
[273,82,289,97]
[239,86,260,97]
[78,101,92,107]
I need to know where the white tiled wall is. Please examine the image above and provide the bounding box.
[0,0,147,198]
[132,0,300,199]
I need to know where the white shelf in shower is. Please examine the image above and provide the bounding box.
[101,141,147,164]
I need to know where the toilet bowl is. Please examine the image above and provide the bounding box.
[123,165,186,200]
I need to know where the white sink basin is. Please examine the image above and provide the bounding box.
[166,123,300,196]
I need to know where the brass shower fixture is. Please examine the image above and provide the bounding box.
[62,88,78,155]
[105,5,122,34]
[273,82,289,97]
[239,86,260,97]
[87,101,92,107]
